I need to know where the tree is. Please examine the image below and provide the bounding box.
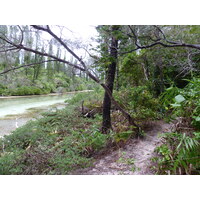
[126,26,200,93]
[0,25,139,134]
[100,25,119,133]
[1,25,200,134]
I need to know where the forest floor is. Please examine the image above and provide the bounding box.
[72,120,172,175]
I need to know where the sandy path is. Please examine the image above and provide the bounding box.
[72,120,171,175]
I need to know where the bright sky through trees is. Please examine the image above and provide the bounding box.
[40,25,98,60]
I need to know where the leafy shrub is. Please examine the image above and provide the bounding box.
[166,78,200,130]
[114,86,162,121]
[0,88,5,95]
[2,120,46,151]
[113,130,134,143]
[0,83,7,95]
[0,150,25,175]
[35,80,56,93]
[159,86,180,109]
[154,132,200,175]
[53,72,70,88]
[0,83,7,89]
[152,77,200,175]
[67,90,103,107]
[3,86,45,96]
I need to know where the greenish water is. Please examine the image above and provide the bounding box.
[0,93,73,118]
[0,93,76,136]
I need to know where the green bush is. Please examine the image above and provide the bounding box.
[154,132,200,175]
[114,86,162,120]
[0,150,25,175]
[163,77,200,130]
[67,90,103,106]
[3,86,44,96]
[0,88,5,95]
[0,84,7,95]
[153,78,200,174]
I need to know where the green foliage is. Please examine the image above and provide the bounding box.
[115,86,162,121]
[119,52,146,87]
[68,76,97,92]
[154,132,200,174]
[0,96,109,174]
[154,78,200,174]
[0,150,24,175]
[175,78,200,128]
[159,85,180,108]
[114,130,134,143]
[54,73,70,87]
[34,79,56,93]
[160,77,200,129]
[4,86,45,96]
[0,83,7,95]
[67,90,104,108]
[0,69,95,96]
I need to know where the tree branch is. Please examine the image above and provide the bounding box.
[120,41,200,55]
[0,47,19,53]
[31,25,87,68]
[120,26,200,55]
[0,35,86,71]
[0,60,57,75]
[0,25,139,133]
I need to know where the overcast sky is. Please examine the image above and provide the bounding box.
[65,25,98,41]
[38,25,98,61]
[60,25,98,60]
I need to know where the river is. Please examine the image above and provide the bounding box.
[0,92,77,136]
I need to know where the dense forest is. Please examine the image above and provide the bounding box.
[0,25,199,175]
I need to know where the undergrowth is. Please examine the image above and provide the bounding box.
[0,91,109,175]
[153,77,200,175]
[114,86,163,122]
[152,132,200,175]
[0,90,137,175]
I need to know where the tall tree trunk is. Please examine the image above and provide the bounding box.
[115,62,120,90]
[102,26,119,133]
[159,57,164,93]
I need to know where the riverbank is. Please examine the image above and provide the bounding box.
[0,90,93,137]
[0,91,107,174]
[0,90,93,99]
[0,90,93,120]
[0,90,173,175]
[0,91,88,136]
[0,102,67,136]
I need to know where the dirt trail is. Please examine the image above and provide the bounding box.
[73,120,171,175]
